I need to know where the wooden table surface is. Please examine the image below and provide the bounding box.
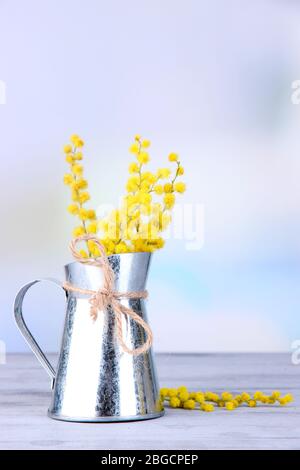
[0,353,299,450]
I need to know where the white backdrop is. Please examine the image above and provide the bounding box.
[1,0,300,352]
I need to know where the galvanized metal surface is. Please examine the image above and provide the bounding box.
[14,252,163,422]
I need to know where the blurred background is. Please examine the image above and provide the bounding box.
[1,0,300,353]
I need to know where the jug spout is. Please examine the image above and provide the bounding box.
[48,252,164,422]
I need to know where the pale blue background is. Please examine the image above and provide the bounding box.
[0,0,300,352]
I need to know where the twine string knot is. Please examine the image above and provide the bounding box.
[63,234,153,356]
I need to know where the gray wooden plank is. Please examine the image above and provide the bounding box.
[0,353,299,450]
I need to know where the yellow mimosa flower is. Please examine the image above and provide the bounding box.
[65,154,74,164]
[72,164,83,176]
[154,184,163,195]
[174,182,186,193]
[73,226,85,237]
[86,222,97,234]
[78,191,90,204]
[129,143,139,154]
[141,139,151,148]
[164,183,173,193]
[63,144,72,154]
[67,204,79,215]
[157,168,171,179]
[168,152,178,162]
[63,174,73,185]
[137,151,150,164]
[128,162,139,174]
[164,193,175,209]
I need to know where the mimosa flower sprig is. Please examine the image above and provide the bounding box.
[63,134,186,257]
[63,134,97,257]
[160,387,294,412]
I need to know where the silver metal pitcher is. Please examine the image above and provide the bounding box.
[13,252,164,422]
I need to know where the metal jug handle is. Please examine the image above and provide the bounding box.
[13,278,65,387]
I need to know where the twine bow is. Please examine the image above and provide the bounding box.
[63,234,153,356]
